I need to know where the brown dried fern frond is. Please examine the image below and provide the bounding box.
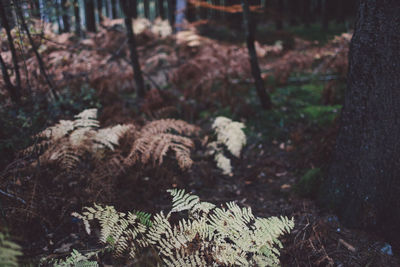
[140,119,200,137]
[127,133,194,169]
[125,119,199,170]
[22,109,135,171]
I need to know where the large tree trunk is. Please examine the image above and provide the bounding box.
[85,0,96,32]
[242,0,271,110]
[321,0,400,242]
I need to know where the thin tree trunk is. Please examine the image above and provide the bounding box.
[242,0,271,110]
[322,0,329,30]
[157,0,165,19]
[321,0,400,242]
[111,0,117,18]
[14,0,58,100]
[55,0,63,33]
[144,0,150,18]
[85,0,96,32]
[0,51,20,103]
[303,0,311,27]
[61,0,70,32]
[275,0,283,30]
[73,0,81,36]
[121,0,145,98]
[167,0,176,31]
[0,0,21,94]
[96,0,103,22]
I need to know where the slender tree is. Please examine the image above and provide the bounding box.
[73,0,81,35]
[157,0,165,19]
[0,51,20,103]
[241,0,271,109]
[120,0,145,98]
[111,0,117,18]
[14,0,58,100]
[167,0,176,30]
[0,0,21,95]
[61,0,70,32]
[85,0,96,32]
[143,0,150,18]
[275,0,283,30]
[321,0,400,242]
[96,0,103,22]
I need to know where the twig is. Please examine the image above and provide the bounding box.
[0,189,26,204]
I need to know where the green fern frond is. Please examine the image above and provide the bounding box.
[51,249,99,267]
[0,232,22,267]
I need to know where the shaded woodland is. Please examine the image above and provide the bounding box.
[0,0,399,266]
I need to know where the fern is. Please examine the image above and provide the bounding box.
[73,189,294,266]
[126,119,199,170]
[23,109,199,173]
[212,116,246,157]
[0,232,22,267]
[46,249,99,267]
[208,116,247,175]
[22,108,134,171]
[72,204,149,258]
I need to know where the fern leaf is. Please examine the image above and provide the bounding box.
[212,116,246,158]
[0,232,22,267]
[140,119,199,136]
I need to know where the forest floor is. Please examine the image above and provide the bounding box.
[0,19,399,266]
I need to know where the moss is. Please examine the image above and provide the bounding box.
[300,105,341,127]
[295,168,323,198]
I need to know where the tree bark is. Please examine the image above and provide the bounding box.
[157,0,165,19]
[167,0,176,31]
[61,0,71,32]
[0,51,20,103]
[73,0,82,36]
[275,0,283,30]
[85,0,96,32]
[111,0,117,18]
[121,0,146,99]
[96,0,103,22]
[242,0,271,110]
[143,0,150,18]
[0,0,21,95]
[321,0,400,242]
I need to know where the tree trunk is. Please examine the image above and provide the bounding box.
[85,0,96,32]
[0,0,21,95]
[61,0,71,32]
[157,0,165,19]
[322,0,329,30]
[111,0,117,18]
[275,0,283,30]
[302,0,311,27]
[143,0,150,18]
[14,0,58,100]
[96,0,103,22]
[73,0,82,36]
[242,0,271,110]
[167,0,176,31]
[0,51,20,103]
[321,0,400,242]
[121,0,146,99]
